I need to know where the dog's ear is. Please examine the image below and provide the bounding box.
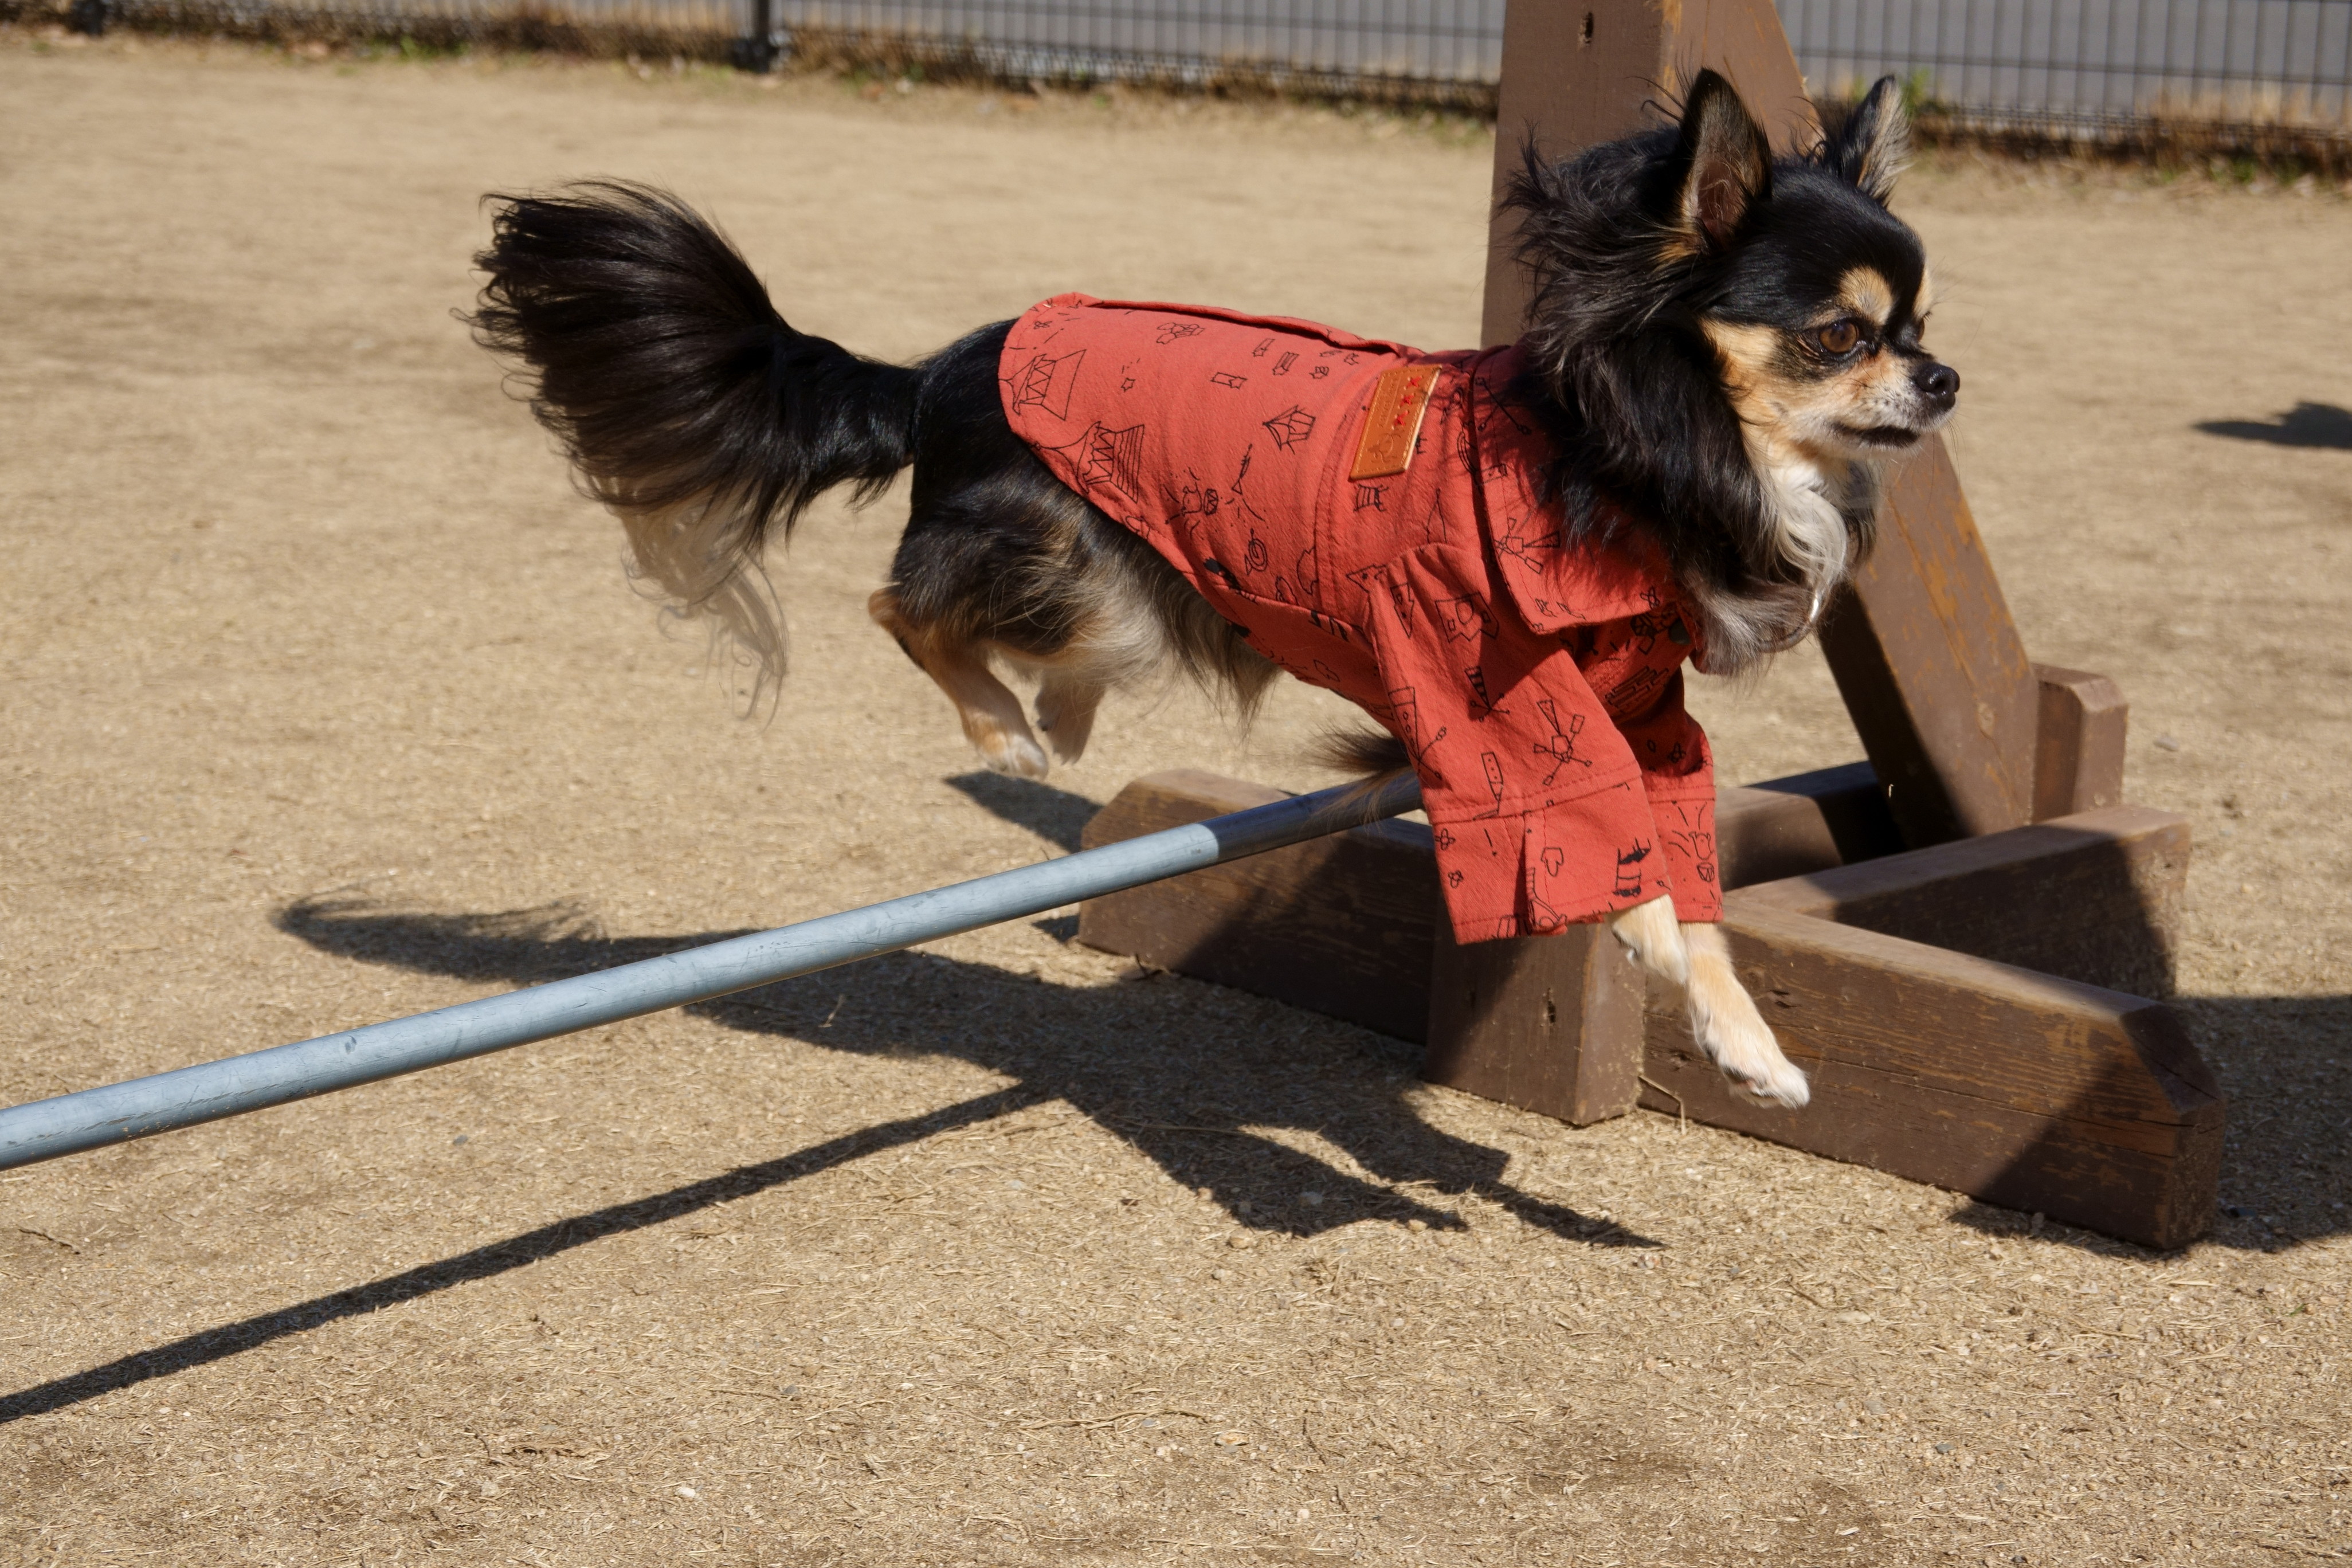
[1667,70,1773,253]
[1829,76,1910,202]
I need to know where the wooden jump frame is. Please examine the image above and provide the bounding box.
[1074,0,2221,1252]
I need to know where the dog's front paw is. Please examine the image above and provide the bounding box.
[1700,1007,1811,1109]
[1678,923,1809,1109]
[1034,680,1103,766]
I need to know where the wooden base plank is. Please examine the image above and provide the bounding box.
[1732,805,2188,997]
[1716,761,1903,885]
[1075,765,1902,1042]
[1426,923,1645,1126]
[1640,903,2222,1251]
[1075,770,1440,1040]
[1076,769,2220,1246]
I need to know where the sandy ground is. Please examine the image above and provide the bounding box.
[1,32,2347,1567]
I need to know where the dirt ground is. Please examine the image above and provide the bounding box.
[1,30,2347,1567]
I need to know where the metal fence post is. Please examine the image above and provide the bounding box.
[734,0,780,72]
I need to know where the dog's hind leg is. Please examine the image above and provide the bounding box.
[1025,602,1167,765]
[869,589,1050,779]
[1032,675,1106,765]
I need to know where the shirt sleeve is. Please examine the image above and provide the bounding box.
[1360,545,1684,942]
[1610,667,1721,924]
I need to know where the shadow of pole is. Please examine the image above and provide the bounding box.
[0,1088,1030,1426]
[0,892,1657,1422]
[940,771,1104,853]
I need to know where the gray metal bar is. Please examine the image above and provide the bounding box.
[0,774,1421,1173]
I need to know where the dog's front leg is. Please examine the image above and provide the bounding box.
[1604,896,1809,1109]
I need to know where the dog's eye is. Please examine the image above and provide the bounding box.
[1816,320,1864,356]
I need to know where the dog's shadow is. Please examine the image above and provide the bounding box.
[269,895,1637,1248]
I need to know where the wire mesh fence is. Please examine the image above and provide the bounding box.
[1790,0,2352,148]
[754,0,1503,105]
[9,0,2347,154]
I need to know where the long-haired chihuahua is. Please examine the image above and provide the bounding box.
[468,72,1957,1110]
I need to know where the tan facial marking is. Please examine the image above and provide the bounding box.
[1702,319,1778,418]
[1705,318,1850,426]
[1914,262,1938,322]
[1704,315,1915,468]
[1836,266,1894,328]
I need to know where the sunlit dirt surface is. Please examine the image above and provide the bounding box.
[2,32,2346,1565]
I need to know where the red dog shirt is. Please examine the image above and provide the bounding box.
[1001,294,1720,942]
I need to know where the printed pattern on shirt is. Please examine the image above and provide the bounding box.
[1000,293,1723,938]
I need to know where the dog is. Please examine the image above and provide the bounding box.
[467,71,1957,1110]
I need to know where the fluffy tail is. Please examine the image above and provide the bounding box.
[468,181,920,707]
[1312,730,1410,777]
[1309,729,1416,821]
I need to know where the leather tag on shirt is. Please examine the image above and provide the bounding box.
[1349,364,1440,481]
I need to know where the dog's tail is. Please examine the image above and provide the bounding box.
[1308,728,1417,821]
[469,181,919,709]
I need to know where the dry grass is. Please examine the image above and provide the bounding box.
[0,32,2347,1566]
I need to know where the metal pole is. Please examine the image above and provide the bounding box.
[0,774,1420,1173]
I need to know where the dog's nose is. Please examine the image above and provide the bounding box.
[1913,361,1959,410]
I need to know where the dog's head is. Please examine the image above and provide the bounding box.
[1670,73,1957,462]
[1504,72,1958,668]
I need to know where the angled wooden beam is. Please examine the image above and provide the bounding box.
[1814,448,2042,842]
[1477,0,2128,846]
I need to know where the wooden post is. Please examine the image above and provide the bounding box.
[1480,0,1818,345]
[1427,925,1646,1126]
[2033,664,2130,821]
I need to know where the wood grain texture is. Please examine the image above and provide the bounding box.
[1425,922,1645,1125]
[1731,804,2188,997]
[1639,901,2223,1250]
[1074,766,1894,1043]
[1816,441,2043,845]
[1076,770,1443,1040]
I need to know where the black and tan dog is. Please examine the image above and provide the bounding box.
[469,73,1957,1110]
